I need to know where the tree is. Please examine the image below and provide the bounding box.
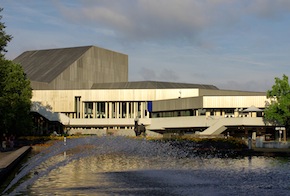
[0,8,32,136]
[0,8,12,58]
[264,74,290,140]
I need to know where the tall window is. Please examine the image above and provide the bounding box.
[138,102,141,118]
[112,102,115,118]
[75,96,81,118]
[129,102,133,118]
[122,102,127,118]
[84,102,93,118]
[96,102,105,118]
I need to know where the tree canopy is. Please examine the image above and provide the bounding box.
[0,8,12,58]
[264,74,290,132]
[0,8,32,136]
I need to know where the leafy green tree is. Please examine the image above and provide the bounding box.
[0,8,32,136]
[264,74,290,138]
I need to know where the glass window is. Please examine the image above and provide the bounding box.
[84,102,93,118]
[96,102,105,118]
[122,102,126,118]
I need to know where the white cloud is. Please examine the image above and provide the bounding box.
[56,1,226,42]
[2,0,290,91]
[56,0,290,44]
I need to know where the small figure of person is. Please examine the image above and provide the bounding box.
[9,134,15,149]
[1,134,7,150]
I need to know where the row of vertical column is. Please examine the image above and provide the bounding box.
[78,101,149,119]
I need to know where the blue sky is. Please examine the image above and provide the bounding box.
[1,0,290,92]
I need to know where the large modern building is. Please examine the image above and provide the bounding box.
[14,45,276,139]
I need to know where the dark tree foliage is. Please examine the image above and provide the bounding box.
[0,8,12,58]
[264,74,290,136]
[0,8,32,136]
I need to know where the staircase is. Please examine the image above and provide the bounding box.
[31,102,70,125]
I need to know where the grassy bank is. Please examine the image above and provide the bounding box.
[150,137,247,149]
[148,137,249,157]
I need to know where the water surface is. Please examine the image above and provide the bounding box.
[3,136,290,195]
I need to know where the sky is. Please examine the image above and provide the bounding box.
[1,0,290,92]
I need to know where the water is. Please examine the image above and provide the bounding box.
[2,136,290,195]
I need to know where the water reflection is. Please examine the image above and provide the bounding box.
[3,136,290,195]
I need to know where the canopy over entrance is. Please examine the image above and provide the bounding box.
[243,105,263,112]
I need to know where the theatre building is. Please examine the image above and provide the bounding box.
[13,45,275,138]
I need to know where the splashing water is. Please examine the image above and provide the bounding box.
[3,137,183,194]
[3,136,290,195]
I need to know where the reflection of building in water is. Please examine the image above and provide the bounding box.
[14,45,275,138]
[54,154,154,178]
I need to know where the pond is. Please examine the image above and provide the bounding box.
[2,136,290,195]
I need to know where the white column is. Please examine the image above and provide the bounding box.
[81,102,84,118]
[76,99,80,118]
[109,102,112,119]
[131,102,134,118]
[96,102,99,118]
[92,102,95,118]
[133,102,137,118]
[116,102,120,118]
[126,102,129,118]
[105,102,108,119]
[140,102,144,118]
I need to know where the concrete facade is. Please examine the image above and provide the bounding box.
[14,45,274,138]
[14,46,128,90]
[30,87,269,137]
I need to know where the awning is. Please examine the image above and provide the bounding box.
[243,105,263,112]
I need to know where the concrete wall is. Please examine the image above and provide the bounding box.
[203,96,267,108]
[152,97,203,112]
[199,89,266,96]
[31,81,50,90]
[34,46,128,90]
[31,89,268,118]
[31,89,200,113]
[152,95,267,112]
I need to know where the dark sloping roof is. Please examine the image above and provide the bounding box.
[91,81,219,89]
[13,46,92,83]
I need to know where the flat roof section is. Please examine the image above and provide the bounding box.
[91,81,219,89]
